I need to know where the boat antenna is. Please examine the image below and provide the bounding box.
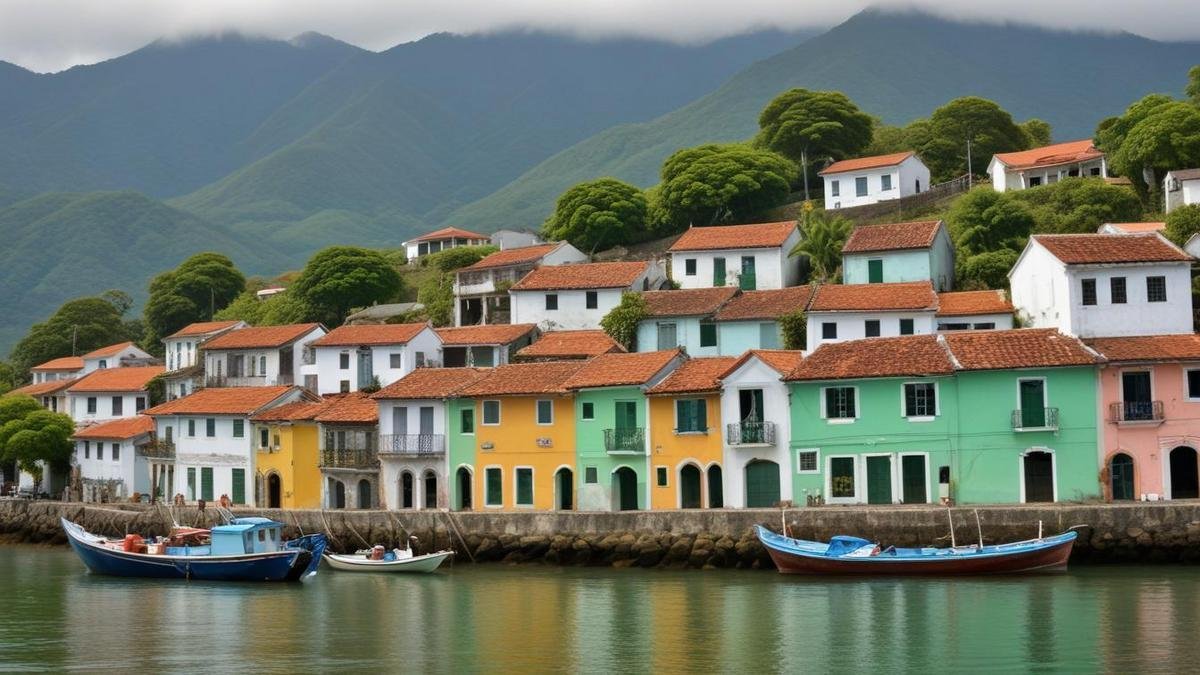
[974,509,983,549]
[1038,520,1043,540]
[947,507,956,548]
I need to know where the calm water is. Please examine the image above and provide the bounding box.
[1,547,1198,673]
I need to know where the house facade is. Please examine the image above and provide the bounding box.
[29,356,84,384]
[819,151,930,210]
[314,393,380,510]
[66,366,163,424]
[712,286,815,354]
[454,242,586,326]
[251,400,325,509]
[161,320,245,400]
[435,324,537,367]
[305,323,442,394]
[635,287,738,356]
[988,140,1106,192]
[510,261,665,331]
[805,281,938,351]
[935,290,1015,331]
[72,416,159,502]
[841,220,955,291]
[202,323,327,388]
[80,342,155,373]
[1165,169,1200,214]
[402,226,490,260]
[719,350,802,508]
[668,221,802,291]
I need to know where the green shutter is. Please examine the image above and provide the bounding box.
[1019,380,1045,427]
[200,467,214,502]
[516,469,533,505]
[713,258,726,286]
[700,322,717,347]
[866,456,892,504]
[694,400,707,432]
[745,461,781,507]
[868,259,883,283]
[231,468,245,505]
[901,456,927,504]
[486,468,502,506]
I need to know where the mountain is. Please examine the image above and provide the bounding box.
[446,9,1200,231]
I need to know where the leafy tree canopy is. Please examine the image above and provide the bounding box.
[656,144,796,231]
[1104,99,1200,206]
[10,296,134,374]
[1014,178,1144,233]
[1187,65,1200,107]
[790,210,852,282]
[958,249,1020,290]
[290,246,403,327]
[921,97,1029,181]
[0,397,75,479]
[1165,204,1200,247]
[600,292,649,351]
[143,252,246,346]
[543,178,649,253]
[1020,119,1053,147]
[755,89,873,184]
[423,245,498,274]
[779,310,807,351]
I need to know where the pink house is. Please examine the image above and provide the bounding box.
[1086,335,1200,500]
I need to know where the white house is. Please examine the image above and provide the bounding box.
[1009,233,1195,338]
[80,341,155,373]
[304,323,443,395]
[434,324,538,367]
[454,242,586,326]
[72,416,161,502]
[718,350,802,508]
[162,320,245,400]
[669,221,802,291]
[988,140,1106,192]
[490,229,543,250]
[935,290,1014,332]
[510,260,666,331]
[1165,169,1200,214]
[841,220,956,291]
[66,366,164,425]
[144,385,315,505]
[29,356,84,384]
[805,281,939,351]
[201,323,327,389]
[402,226,491,260]
[819,151,931,210]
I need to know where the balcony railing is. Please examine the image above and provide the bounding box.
[1109,401,1165,424]
[138,439,175,459]
[206,374,294,388]
[1011,407,1060,431]
[604,428,644,454]
[726,421,776,446]
[378,434,445,456]
[320,448,379,469]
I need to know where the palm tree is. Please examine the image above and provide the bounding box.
[790,211,853,281]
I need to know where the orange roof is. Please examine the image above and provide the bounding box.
[434,324,537,346]
[166,321,242,339]
[936,290,1013,317]
[669,221,798,252]
[143,386,296,416]
[203,324,323,350]
[786,335,955,381]
[312,323,427,347]
[1033,233,1191,265]
[313,392,378,424]
[460,243,560,271]
[1102,222,1166,234]
[72,416,155,440]
[721,349,804,380]
[515,330,625,360]
[809,281,937,312]
[459,361,587,397]
[713,286,815,321]
[642,287,738,317]
[1085,334,1200,363]
[250,400,325,423]
[992,140,1103,171]
[510,261,649,291]
[8,378,79,397]
[842,220,943,254]
[82,341,136,359]
[410,226,490,243]
[945,329,1100,371]
[565,349,682,390]
[373,368,491,400]
[67,366,164,393]
[31,356,85,371]
[819,151,915,175]
[647,357,738,395]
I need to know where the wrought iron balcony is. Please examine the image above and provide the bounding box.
[320,448,379,469]
[603,428,644,454]
[726,421,776,446]
[138,439,175,459]
[1011,407,1060,431]
[378,434,445,456]
[1109,401,1164,424]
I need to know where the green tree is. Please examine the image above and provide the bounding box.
[417,274,455,327]
[1187,65,1200,106]
[864,123,911,155]
[290,247,403,327]
[1105,100,1200,208]
[0,396,74,491]
[656,144,796,230]
[600,292,649,351]
[779,310,807,351]
[1166,204,1200,247]
[919,97,1029,182]
[143,252,246,345]
[0,362,17,396]
[1020,119,1053,147]
[958,249,1020,290]
[1017,178,1144,234]
[424,245,498,274]
[755,89,873,189]
[790,211,852,281]
[10,297,134,374]
[947,187,1035,256]
[543,178,649,254]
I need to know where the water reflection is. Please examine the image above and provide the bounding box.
[1,547,1198,673]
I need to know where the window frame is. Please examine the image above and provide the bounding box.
[864,319,881,338]
[535,399,554,426]
[821,386,858,423]
[581,401,595,421]
[389,353,403,369]
[484,466,503,508]
[1110,276,1127,304]
[232,419,245,438]
[899,318,915,335]
[585,291,598,310]
[795,449,820,475]
[684,258,697,276]
[831,180,840,197]
[460,407,475,434]
[339,352,350,370]
[821,322,837,340]
[1184,367,1200,401]
[880,173,893,191]
[825,454,861,504]
[902,381,939,421]
[674,398,708,434]
[514,466,534,508]
[205,418,216,438]
[656,466,669,487]
[188,419,196,437]
[545,293,559,311]
[482,400,501,426]
[1080,278,1097,306]
[699,321,718,348]
[1147,276,1167,303]
[854,176,869,197]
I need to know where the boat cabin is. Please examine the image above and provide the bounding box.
[211,517,285,555]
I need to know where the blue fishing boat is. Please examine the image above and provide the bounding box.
[62,517,326,582]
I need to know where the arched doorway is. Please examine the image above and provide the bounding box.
[555,468,573,510]
[613,467,638,511]
[423,471,438,509]
[330,478,346,509]
[267,473,282,508]
[745,460,780,507]
[707,465,723,508]
[679,464,701,508]
[357,479,372,509]
[456,467,472,510]
[401,471,414,509]
[1022,451,1055,502]
[1109,453,1134,501]
[1169,446,1199,499]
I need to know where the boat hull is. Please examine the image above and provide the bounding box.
[323,551,453,573]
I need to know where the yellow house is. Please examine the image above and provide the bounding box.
[645,357,736,510]
[458,361,586,511]
[252,400,324,509]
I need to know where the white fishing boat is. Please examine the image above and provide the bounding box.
[323,539,453,573]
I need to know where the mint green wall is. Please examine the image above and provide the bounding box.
[574,386,646,510]
[843,249,932,285]
[447,398,476,509]
[716,320,782,354]
[635,317,720,356]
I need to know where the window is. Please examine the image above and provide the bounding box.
[972,322,995,330]
[881,174,893,191]
[581,401,595,420]
[713,257,726,286]
[865,320,881,337]
[675,399,708,433]
[482,400,501,425]
[415,352,427,367]
[98,359,107,369]
[112,443,120,461]
[96,442,103,460]
[206,418,216,437]
[855,176,868,197]
[899,318,914,335]
[339,379,351,393]
[260,428,269,449]
[1188,369,1200,400]
[259,356,266,374]
[339,353,350,369]
[461,408,475,434]
[188,419,196,437]
[515,468,533,506]
[822,322,837,340]
[939,323,970,331]
[796,449,819,474]
[187,467,196,501]
[135,397,146,413]
[831,180,840,197]
[585,467,598,484]
[684,258,697,276]
[87,397,97,414]
[1081,278,1097,305]
[867,259,883,284]
[1111,277,1127,304]
[656,322,678,350]
[1147,276,1167,302]
[545,294,559,310]
[83,441,90,459]
[700,322,718,348]
[111,396,123,416]
[1029,176,1042,187]
[485,468,503,506]
[656,466,669,487]
[904,382,937,418]
[824,387,857,420]
[759,322,779,349]
[248,356,256,376]
[536,400,554,425]
[390,353,403,368]
[233,419,244,438]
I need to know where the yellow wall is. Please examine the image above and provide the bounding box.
[472,395,575,511]
[256,423,322,509]
[648,394,723,509]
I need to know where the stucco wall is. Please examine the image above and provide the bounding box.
[647,394,724,509]
[806,312,936,351]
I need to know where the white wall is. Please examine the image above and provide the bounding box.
[991,157,1106,193]
[204,326,325,386]
[935,313,1014,331]
[82,344,152,374]
[823,156,930,209]
[1009,243,1069,331]
[805,312,936,351]
[164,337,201,372]
[1165,175,1200,213]
[377,399,447,438]
[157,415,256,504]
[74,437,146,498]
[68,391,148,423]
[310,327,442,394]
[512,287,626,330]
[672,234,800,291]
[720,358,793,508]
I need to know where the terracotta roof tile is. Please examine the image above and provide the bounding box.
[1085,334,1200,362]
[993,140,1103,171]
[713,286,815,321]
[516,331,625,360]
[460,243,560,271]
[312,323,427,347]
[510,261,650,291]
[1101,222,1166,234]
[434,324,536,346]
[313,392,379,424]
[458,361,587,397]
[944,329,1100,371]
[719,349,805,381]
[642,287,738,317]
[8,378,79,397]
[564,349,682,390]
[842,220,943,254]
[785,335,954,381]
[67,366,164,393]
[373,367,492,400]
[143,386,296,416]
[250,400,325,423]
[82,341,136,358]
[669,221,798,252]
[1033,233,1191,265]
[647,357,738,395]
[819,151,914,175]
[409,226,490,243]
[31,356,85,371]
[166,321,242,339]
[72,416,156,440]
[936,290,1013,317]
[809,281,937,312]
[203,324,323,350]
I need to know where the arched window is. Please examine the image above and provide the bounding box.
[1109,453,1134,501]
[679,464,701,508]
[401,471,414,509]
[423,471,437,509]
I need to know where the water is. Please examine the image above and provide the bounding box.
[1,546,1198,673]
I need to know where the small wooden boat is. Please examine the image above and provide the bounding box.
[324,541,453,573]
[62,517,326,582]
[755,525,1077,575]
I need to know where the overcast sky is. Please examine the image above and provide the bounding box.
[3,0,1200,73]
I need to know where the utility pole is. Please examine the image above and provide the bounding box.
[966,137,973,180]
[71,325,78,356]
[801,148,810,202]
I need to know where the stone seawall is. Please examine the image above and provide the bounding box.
[4,500,1200,568]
